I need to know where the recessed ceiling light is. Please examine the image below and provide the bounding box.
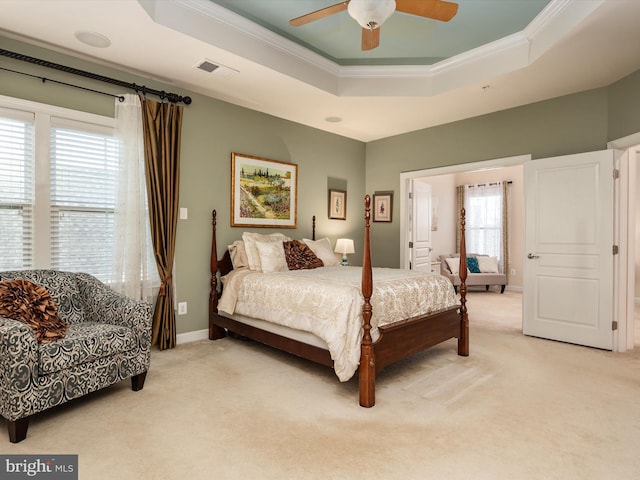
[74,31,111,48]
[325,116,342,123]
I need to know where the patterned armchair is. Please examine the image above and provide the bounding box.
[0,270,152,443]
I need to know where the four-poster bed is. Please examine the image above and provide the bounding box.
[209,195,469,407]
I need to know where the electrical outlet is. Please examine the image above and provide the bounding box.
[510,269,516,276]
[178,302,187,315]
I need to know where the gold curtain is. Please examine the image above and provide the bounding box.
[455,185,465,254]
[140,97,183,350]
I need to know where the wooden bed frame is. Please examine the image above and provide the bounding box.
[209,194,469,407]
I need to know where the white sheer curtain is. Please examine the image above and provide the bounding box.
[111,94,159,302]
[464,182,505,271]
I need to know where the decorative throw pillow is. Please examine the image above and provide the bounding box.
[0,279,68,344]
[444,257,460,275]
[242,232,291,271]
[302,237,340,267]
[477,256,499,273]
[283,240,324,270]
[255,240,288,273]
[466,256,481,273]
[228,240,249,269]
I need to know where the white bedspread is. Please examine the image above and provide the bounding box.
[218,266,457,381]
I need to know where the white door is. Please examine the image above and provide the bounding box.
[523,150,617,350]
[410,179,432,271]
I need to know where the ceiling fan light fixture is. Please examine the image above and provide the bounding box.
[347,0,396,29]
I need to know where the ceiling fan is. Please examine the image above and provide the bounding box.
[289,0,459,51]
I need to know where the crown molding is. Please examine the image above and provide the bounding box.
[139,0,604,98]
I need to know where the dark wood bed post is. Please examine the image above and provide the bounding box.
[312,215,316,241]
[458,207,469,356]
[359,195,375,407]
[209,209,226,340]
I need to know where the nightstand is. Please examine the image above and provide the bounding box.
[430,261,441,275]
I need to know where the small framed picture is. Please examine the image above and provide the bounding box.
[328,189,346,220]
[373,191,393,222]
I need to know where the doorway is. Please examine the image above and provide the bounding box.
[399,144,638,352]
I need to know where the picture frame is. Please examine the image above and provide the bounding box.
[231,152,297,228]
[328,189,347,220]
[373,191,393,222]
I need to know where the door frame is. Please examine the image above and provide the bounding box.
[399,154,530,269]
[608,131,640,352]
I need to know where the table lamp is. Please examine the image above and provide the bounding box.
[334,238,355,266]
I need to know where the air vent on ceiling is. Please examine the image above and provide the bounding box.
[194,59,238,78]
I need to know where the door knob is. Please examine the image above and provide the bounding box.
[527,253,539,259]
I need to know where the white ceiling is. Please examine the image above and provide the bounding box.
[1,0,640,142]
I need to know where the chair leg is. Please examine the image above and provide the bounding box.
[485,285,489,291]
[7,416,30,443]
[131,371,147,391]
[501,285,506,294]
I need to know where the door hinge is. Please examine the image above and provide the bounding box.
[409,241,414,248]
[408,192,413,199]
[612,245,619,255]
[612,321,618,331]
[613,169,620,179]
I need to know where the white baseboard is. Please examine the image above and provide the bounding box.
[506,285,523,292]
[176,328,209,345]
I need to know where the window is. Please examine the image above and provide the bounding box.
[0,97,117,281]
[464,183,505,269]
[0,110,34,270]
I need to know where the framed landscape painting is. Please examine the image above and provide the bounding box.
[231,153,298,228]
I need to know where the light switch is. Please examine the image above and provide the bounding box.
[179,207,188,220]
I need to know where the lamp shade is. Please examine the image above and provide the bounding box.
[334,238,355,255]
[347,0,396,29]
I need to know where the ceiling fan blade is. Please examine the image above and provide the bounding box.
[395,0,459,22]
[290,1,349,26]
[361,27,380,51]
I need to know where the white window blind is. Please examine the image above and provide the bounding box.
[0,110,34,270]
[50,121,118,282]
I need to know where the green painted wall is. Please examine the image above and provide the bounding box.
[0,37,366,336]
[608,69,640,141]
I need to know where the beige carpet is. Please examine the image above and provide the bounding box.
[4,291,640,479]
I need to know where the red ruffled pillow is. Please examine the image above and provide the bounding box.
[283,240,324,270]
[0,279,68,343]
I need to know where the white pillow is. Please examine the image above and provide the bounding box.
[255,241,287,273]
[445,257,460,275]
[477,256,499,273]
[242,232,291,271]
[302,237,340,267]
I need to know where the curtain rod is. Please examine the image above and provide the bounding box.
[466,181,513,187]
[1,66,126,102]
[0,48,192,105]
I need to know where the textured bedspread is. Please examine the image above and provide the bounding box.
[219,266,457,381]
